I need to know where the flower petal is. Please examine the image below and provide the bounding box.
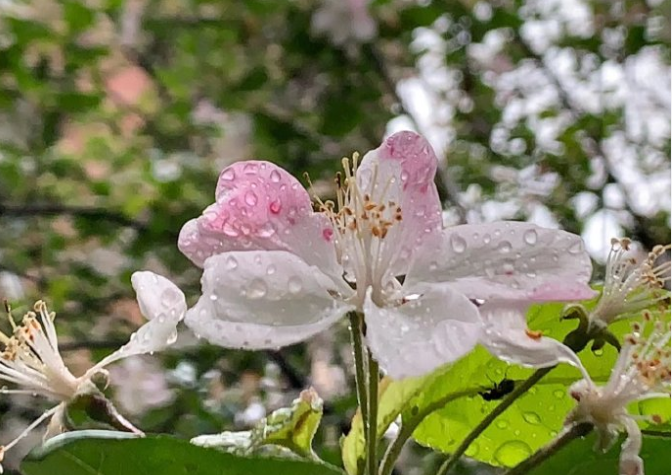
[407,222,596,301]
[479,301,588,376]
[86,272,186,374]
[178,161,342,279]
[184,251,354,349]
[364,284,482,379]
[356,131,443,275]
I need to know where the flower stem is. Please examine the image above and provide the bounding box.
[379,388,480,475]
[367,352,379,475]
[434,327,592,475]
[502,423,593,475]
[348,311,370,475]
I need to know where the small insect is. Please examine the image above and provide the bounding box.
[479,378,515,401]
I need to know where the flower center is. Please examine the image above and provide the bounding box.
[591,238,671,326]
[312,154,403,306]
[626,314,671,392]
[0,301,78,400]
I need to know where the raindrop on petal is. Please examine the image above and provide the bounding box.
[244,191,258,206]
[497,241,512,253]
[450,234,467,253]
[225,256,238,270]
[221,169,235,181]
[270,170,281,183]
[523,229,538,245]
[288,276,303,294]
[247,278,267,299]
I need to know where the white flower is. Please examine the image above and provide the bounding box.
[566,315,671,475]
[178,131,595,379]
[311,0,377,46]
[0,271,186,469]
[590,238,670,329]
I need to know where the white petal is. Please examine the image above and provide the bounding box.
[184,251,354,349]
[86,272,186,374]
[479,301,588,376]
[365,285,482,379]
[406,222,596,301]
[619,417,643,475]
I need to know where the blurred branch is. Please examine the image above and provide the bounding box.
[514,34,663,249]
[362,44,468,223]
[0,203,177,238]
[60,339,128,352]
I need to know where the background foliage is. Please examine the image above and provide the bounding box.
[0,0,669,473]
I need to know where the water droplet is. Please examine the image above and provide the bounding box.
[465,441,479,457]
[221,169,235,181]
[222,222,239,237]
[494,229,501,238]
[593,347,604,357]
[400,170,410,182]
[243,163,258,174]
[496,420,509,429]
[568,241,583,254]
[497,241,512,253]
[522,412,541,425]
[244,191,258,206]
[269,199,282,214]
[523,229,538,245]
[553,389,565,399]
[494,441,532,467]
[270,170,281,183]
[247,278,267,299]
[257,223,275,238]
[266,265,276,275]
[483,234,491,244]
[225,256,238,270]
[288,276,303,294]
[450,234,467,253]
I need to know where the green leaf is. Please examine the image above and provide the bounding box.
[192,388,324,459]
[528,434,671,475]
[22,431,344,475]
[341,374,432,475]
[409,301,671,468]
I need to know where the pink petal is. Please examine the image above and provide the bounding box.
[178,161,342,278]
[356,131,443,275]
[406,222,595,302]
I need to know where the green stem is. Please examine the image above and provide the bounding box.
[379,388,480,475]
[502,423,593,475]
[435,367,553,475]
[368,353,379,475]
[348,311,370,475]
[434,329,593,475]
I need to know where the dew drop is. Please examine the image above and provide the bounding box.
[450,234,467,253]
[553,389,565,399]
[400,170,410,182]
[483,234,491,244]
[270,170,281,183]
[288,276,303,294]
[493,441,532,468]
[247,278,267,299]
[257,223,276,238]
[465,441,479,457]
[225,256,238,270]
[266,265,276,275]
[269,199,282,214]
[568,241,583,254]
[243,163,258,175]
[222,222,239,237]
[244,191,258,206]
[522,412,541,425]
[497,240,512,253]
[209,294,218,302]
[221,169,235,181]
[523,229,538,245]
[496,420,509,429]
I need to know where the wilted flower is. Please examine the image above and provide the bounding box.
[590,238,670,330]
[0,272,186,470]
[179,131,594,379]
[566,314,671,475]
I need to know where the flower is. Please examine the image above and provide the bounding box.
[0,271,186,469]
[566,314,671,475]
[311,0,377,46]
[179,131,595,379]
[589,238,670,330]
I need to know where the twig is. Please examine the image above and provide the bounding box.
[502,423,593,475]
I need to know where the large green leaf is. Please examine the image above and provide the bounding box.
[409,301,671,468]
[21,431,344,475]
[528,434,671,475]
